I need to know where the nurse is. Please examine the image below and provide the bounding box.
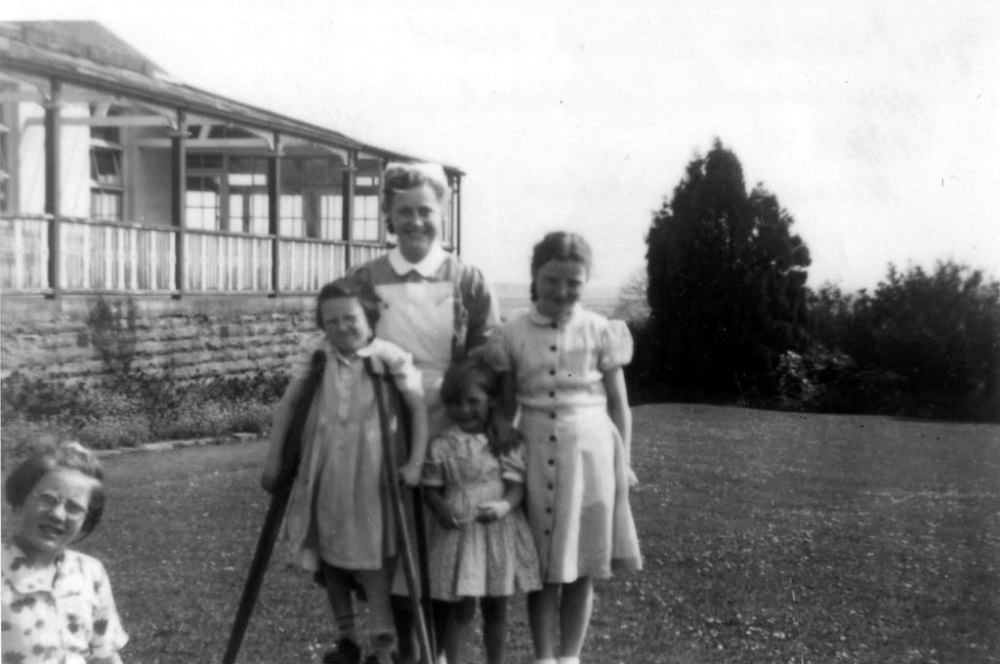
[347,161,500,663]
[348,162,499,433]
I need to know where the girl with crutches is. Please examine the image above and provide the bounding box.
[261,279,429,664]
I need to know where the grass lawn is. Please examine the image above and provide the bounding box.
[61,404,1000,663]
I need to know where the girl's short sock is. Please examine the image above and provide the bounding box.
[534,659,557,664]
[334,613,357,641]
[557,658,580,664]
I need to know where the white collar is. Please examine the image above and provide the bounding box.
[388,244,448,278]
[331,337,379,363]
[528,303,580,327]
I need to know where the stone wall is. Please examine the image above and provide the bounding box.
[1,293,318,383]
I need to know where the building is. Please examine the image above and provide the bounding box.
[0,21,463,298]
[0,22,464,382]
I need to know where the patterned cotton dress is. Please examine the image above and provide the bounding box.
[489,305,642,583]
[281,335,422,572]
[2,541,128,664]
[422,427,541,601]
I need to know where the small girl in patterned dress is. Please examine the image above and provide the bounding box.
[422,359,541,664]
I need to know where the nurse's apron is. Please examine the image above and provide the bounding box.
[375,280,455,597]
[374,281,454,439]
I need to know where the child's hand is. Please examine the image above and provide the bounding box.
[398,462,422,488]
[476,500,511,523]
[627,467,639,488]
[435,506,465,529]
[486,414,523,457]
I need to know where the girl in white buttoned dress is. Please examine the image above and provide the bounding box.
[488,232,641,664]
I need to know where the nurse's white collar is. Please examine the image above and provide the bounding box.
[330,337,380,363]
[388,244,448,278]
[528,303,580,326]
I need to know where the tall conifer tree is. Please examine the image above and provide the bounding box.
[645,139,811,397]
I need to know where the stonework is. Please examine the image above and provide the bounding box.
[1,294,317,383]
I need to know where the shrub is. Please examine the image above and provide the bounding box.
[807,262,1000,421]
[1,368,286,457]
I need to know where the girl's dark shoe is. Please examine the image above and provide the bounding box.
[323,637,361,664]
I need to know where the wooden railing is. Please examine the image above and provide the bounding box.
[185,230,272,292]
[0,215,395,296]
[0,215,48,291]
[349,243,384,268]
[61,218,176,292]
[277,238,345,292]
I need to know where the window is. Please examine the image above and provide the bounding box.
[320,194,343,240]
[281,155,346,239]
[0,105,9,214]
[185,175,221,230]
[352,194,380,241]
[442,178,459,247]
[279,194,303,237]
[352,163,381,242]
[90,122,123,222]
[186,153,223,170]
[227,156,268,234]
[185,154,271,233]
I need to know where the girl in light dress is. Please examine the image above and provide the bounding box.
[261,279,429,664]
[488,231,642,664]
[422,359,541,664]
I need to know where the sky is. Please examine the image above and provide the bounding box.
[9,0,999,293]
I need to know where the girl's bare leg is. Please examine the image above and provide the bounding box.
[480,596,508,664]
[557,577,593,658]
[445,598,476,664]
[528,584,560,660]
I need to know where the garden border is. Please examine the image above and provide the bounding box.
[94,432,261,457]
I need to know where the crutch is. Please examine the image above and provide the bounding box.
[365,357,435,664]
[222,350,326,664]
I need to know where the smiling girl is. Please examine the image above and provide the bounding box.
[422,359,540,664]
[261,278,429,664]
[2,440,128,664]
[488,231,642,664]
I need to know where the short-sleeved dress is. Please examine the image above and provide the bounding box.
[2,541,129,664]
[281,334,423,572]
[422,426,541,601]
[489,304,642,582]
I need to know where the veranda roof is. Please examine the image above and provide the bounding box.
[0,21,461,172]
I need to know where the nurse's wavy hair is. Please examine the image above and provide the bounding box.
[529,231,593,302]
[4,439,106,539]
[381,162,451,234]
[315,278,383,330]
